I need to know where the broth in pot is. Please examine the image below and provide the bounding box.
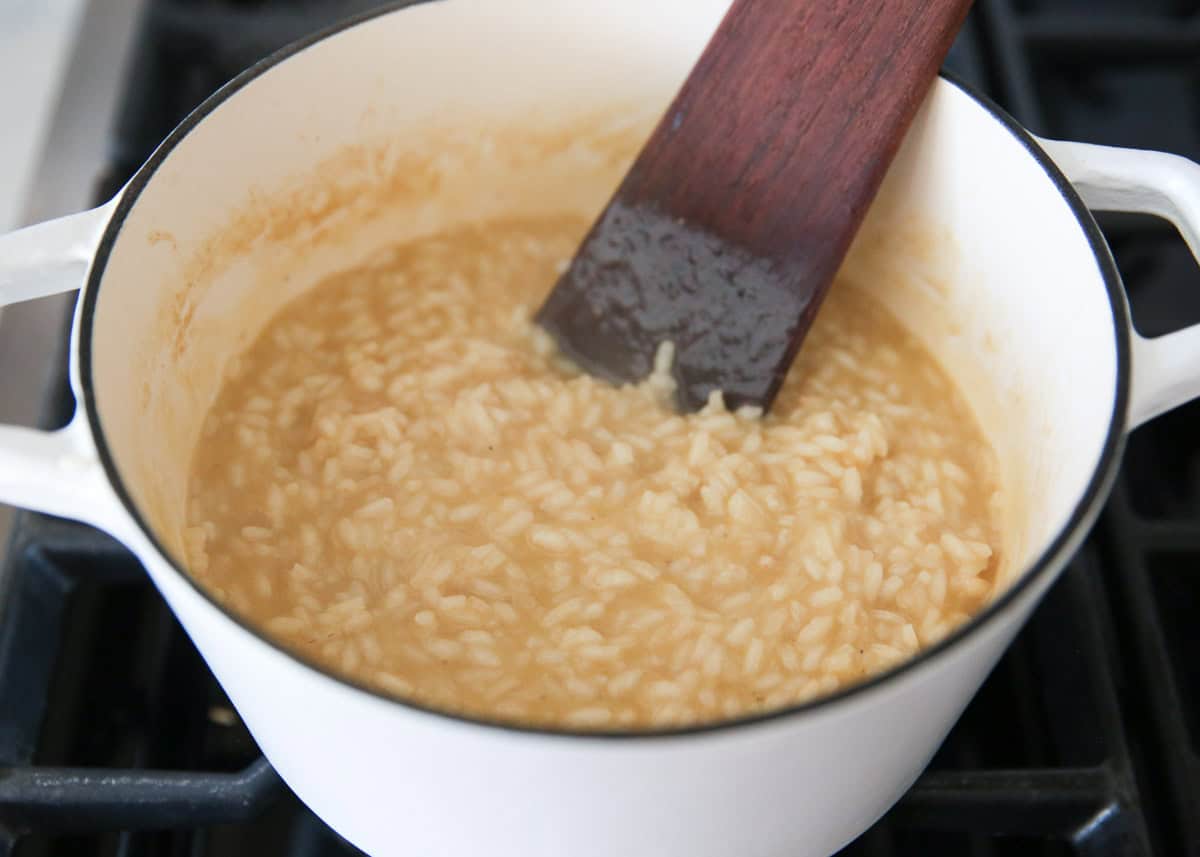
[184,214,1002,729]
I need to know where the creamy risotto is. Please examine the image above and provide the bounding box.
[184,216,1001,729]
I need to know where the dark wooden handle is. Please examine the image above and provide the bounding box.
[626,0,971,260]
[538,0,972,412]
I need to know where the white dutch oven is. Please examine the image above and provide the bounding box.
[1,2,1200,855]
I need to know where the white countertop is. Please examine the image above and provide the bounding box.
[0,0,144,545]
[0,0,90,232]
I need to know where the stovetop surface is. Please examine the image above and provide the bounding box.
[2,1,1199,855]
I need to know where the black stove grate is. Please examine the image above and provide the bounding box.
[1,1,1198,855]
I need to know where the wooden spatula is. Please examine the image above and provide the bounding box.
[536,0,972,413]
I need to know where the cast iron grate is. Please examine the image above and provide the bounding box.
[1,0,1197,854]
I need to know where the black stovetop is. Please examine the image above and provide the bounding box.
[2,1,1199,855]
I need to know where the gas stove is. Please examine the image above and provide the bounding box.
[1,1,1198,855]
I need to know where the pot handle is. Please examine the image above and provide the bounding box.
[0,204,123,529]
[1036,138,1200,429]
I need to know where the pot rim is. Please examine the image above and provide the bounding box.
[76,0,1132,741]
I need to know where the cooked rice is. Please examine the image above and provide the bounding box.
[184,216,1002,729]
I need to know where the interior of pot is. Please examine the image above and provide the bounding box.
[87,0,1118,620]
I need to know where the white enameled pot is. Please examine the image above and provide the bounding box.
[2,2,1200,855]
